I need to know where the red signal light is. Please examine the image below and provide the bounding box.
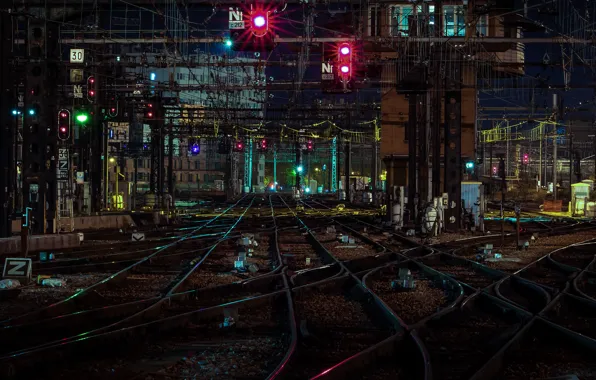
[250,10,269,37]
[339,44,351,56]
[60,112,67,118]
[252,14,266,28]
[340,64,350,74]
[147,112,153,118]
[60,126,67,133]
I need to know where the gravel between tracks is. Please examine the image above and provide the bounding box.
[158,337,286,379]
[96,274,175,303]
[543,297,596,340]
[0,273,111,320]
[295,292,375,328]
[425,263,495,289]
[323,238,378,261]
[500,332,596,379]
[422,309,515,380]
[368,272,447,325]
[285,290,390,379]
[457,232,596,272]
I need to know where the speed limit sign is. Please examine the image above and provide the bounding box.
[70,48,85,63]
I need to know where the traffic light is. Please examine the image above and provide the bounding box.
[233,140,245,152]
[337,42,352,86]
[250,10,269,37]
[522,153,529,165]
[306,140,314,153]
[75,109,89,124]
[229,6,274,51]
[145,103,154,120]
[57,109,71,141]
[87,76,96,102]
[465,160,474,172]
[297,165,304,173]
[259,138,268,151]
[189,138,200,155]
[108,96,118,118]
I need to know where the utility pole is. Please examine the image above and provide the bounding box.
[568,121,573,189]
[167,122,174,201]
[431,1,443,198]
[0,9,14,237]
[553,130,558,201]
[408,93,418,221]
[345,140,352,202]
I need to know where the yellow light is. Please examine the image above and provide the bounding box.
[109,157,115,163]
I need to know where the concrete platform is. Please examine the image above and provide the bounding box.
[0,233,81,255]
[12,214,136,233]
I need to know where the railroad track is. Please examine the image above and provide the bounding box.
[549,241,596,271]
[279,276,396,379]
[0,196,258,359]
[4,197,596,379]
[472,317,596,379]
[414,292,530,380]
[362,261,463,327]
[515,256,577,294]
[494,276,551,314]
[421,254,506,293]
[541,292,596,341]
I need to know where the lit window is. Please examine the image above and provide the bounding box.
[390,5,413,36]
[444,6,466,37]
[476,14,488,36]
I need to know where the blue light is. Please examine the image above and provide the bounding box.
[150,72,156,81]
[191,143,200,154]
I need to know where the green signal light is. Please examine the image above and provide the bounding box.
[76,113,89,123]
[465,161,474,169]
[225,40,233,47]
[28,109,35,116]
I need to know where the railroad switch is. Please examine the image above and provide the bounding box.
[391,268,416,290]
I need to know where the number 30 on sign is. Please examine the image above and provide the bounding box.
[70,48,85,63]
